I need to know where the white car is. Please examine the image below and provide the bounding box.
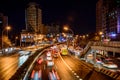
[102,62,118,69]
[47,60,54,67]
[46,56,52,60]
[46,52,51,57]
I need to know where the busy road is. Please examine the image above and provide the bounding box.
[27,45,82,80]
[1,44,120,80]
[0,44,45,80]
[27,45,115,80]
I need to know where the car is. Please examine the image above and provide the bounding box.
[30,70,42,79]
[47,60,54,67]
[37,58,43,64]
[53,53,59,58]
[48,69,60,80]
[46,56,52,60]
[46,52,51,57]
[102,62,118,69]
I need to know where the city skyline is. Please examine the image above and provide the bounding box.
[0,0,98,34]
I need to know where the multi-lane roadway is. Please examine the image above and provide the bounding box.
[28,50,81,80]
[0,44,44,80]
[28,45,114,80]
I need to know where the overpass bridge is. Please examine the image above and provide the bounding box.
[81,41,120,56]
[80,41,120,80]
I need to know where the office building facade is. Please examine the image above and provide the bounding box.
[25,2,42,33]
[96,0,120,40]
[0,13,8,48]
[0,13,8,33]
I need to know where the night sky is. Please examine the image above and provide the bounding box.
[0,0,98,34]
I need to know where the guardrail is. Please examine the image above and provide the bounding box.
[80,41,93,57]
[81,41,120,57]
[91,46,120,53]
[80,60,120,80]
[92,41,120,48]
[98,68,120,79]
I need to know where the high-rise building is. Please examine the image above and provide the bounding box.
[0,13,8,48]
[0,13,8,36]
[96,0,104,33]
[25,2,42,33]
[20,2,43,47]
[96,0,120,40]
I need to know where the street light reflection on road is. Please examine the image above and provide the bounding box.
[0,54,19,80]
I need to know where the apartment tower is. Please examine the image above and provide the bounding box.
[25,2,42,33]
[96,0,120,39]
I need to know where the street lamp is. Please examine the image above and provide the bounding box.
[15,36,18,46]
[99,31,103,35]
[99,31,103,41]
[63,25,74,48]
[1,26,11,52]
[63,25,74,36]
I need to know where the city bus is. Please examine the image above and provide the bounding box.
[60,47,68,55]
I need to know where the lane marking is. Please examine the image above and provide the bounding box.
[72,71,74,73]
[76,75,79,78]
[74,73,77,75]
[54,65,57,69]
[59,55,72,71]
[59,53,83,80]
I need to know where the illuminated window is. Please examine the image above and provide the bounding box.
[28,36,30,38]
[0,21,2,23]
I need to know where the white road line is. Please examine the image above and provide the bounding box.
[76,75,79,78]
[54,65,57,69]
[72,71,74,73]
[59,54,83,80]
[59,55,72,71]
[74,73,77,75]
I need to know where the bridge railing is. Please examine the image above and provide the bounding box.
[80,41,93,57]
[93,41,120,48]
[80,41,120,57]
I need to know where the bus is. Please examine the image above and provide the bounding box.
[60,47,68,55]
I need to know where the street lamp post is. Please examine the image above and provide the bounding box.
[99,31,103,41]
[1,26,11,53]
[63,26,74,36]
[15,36,18,46]
[63,25,74,48]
